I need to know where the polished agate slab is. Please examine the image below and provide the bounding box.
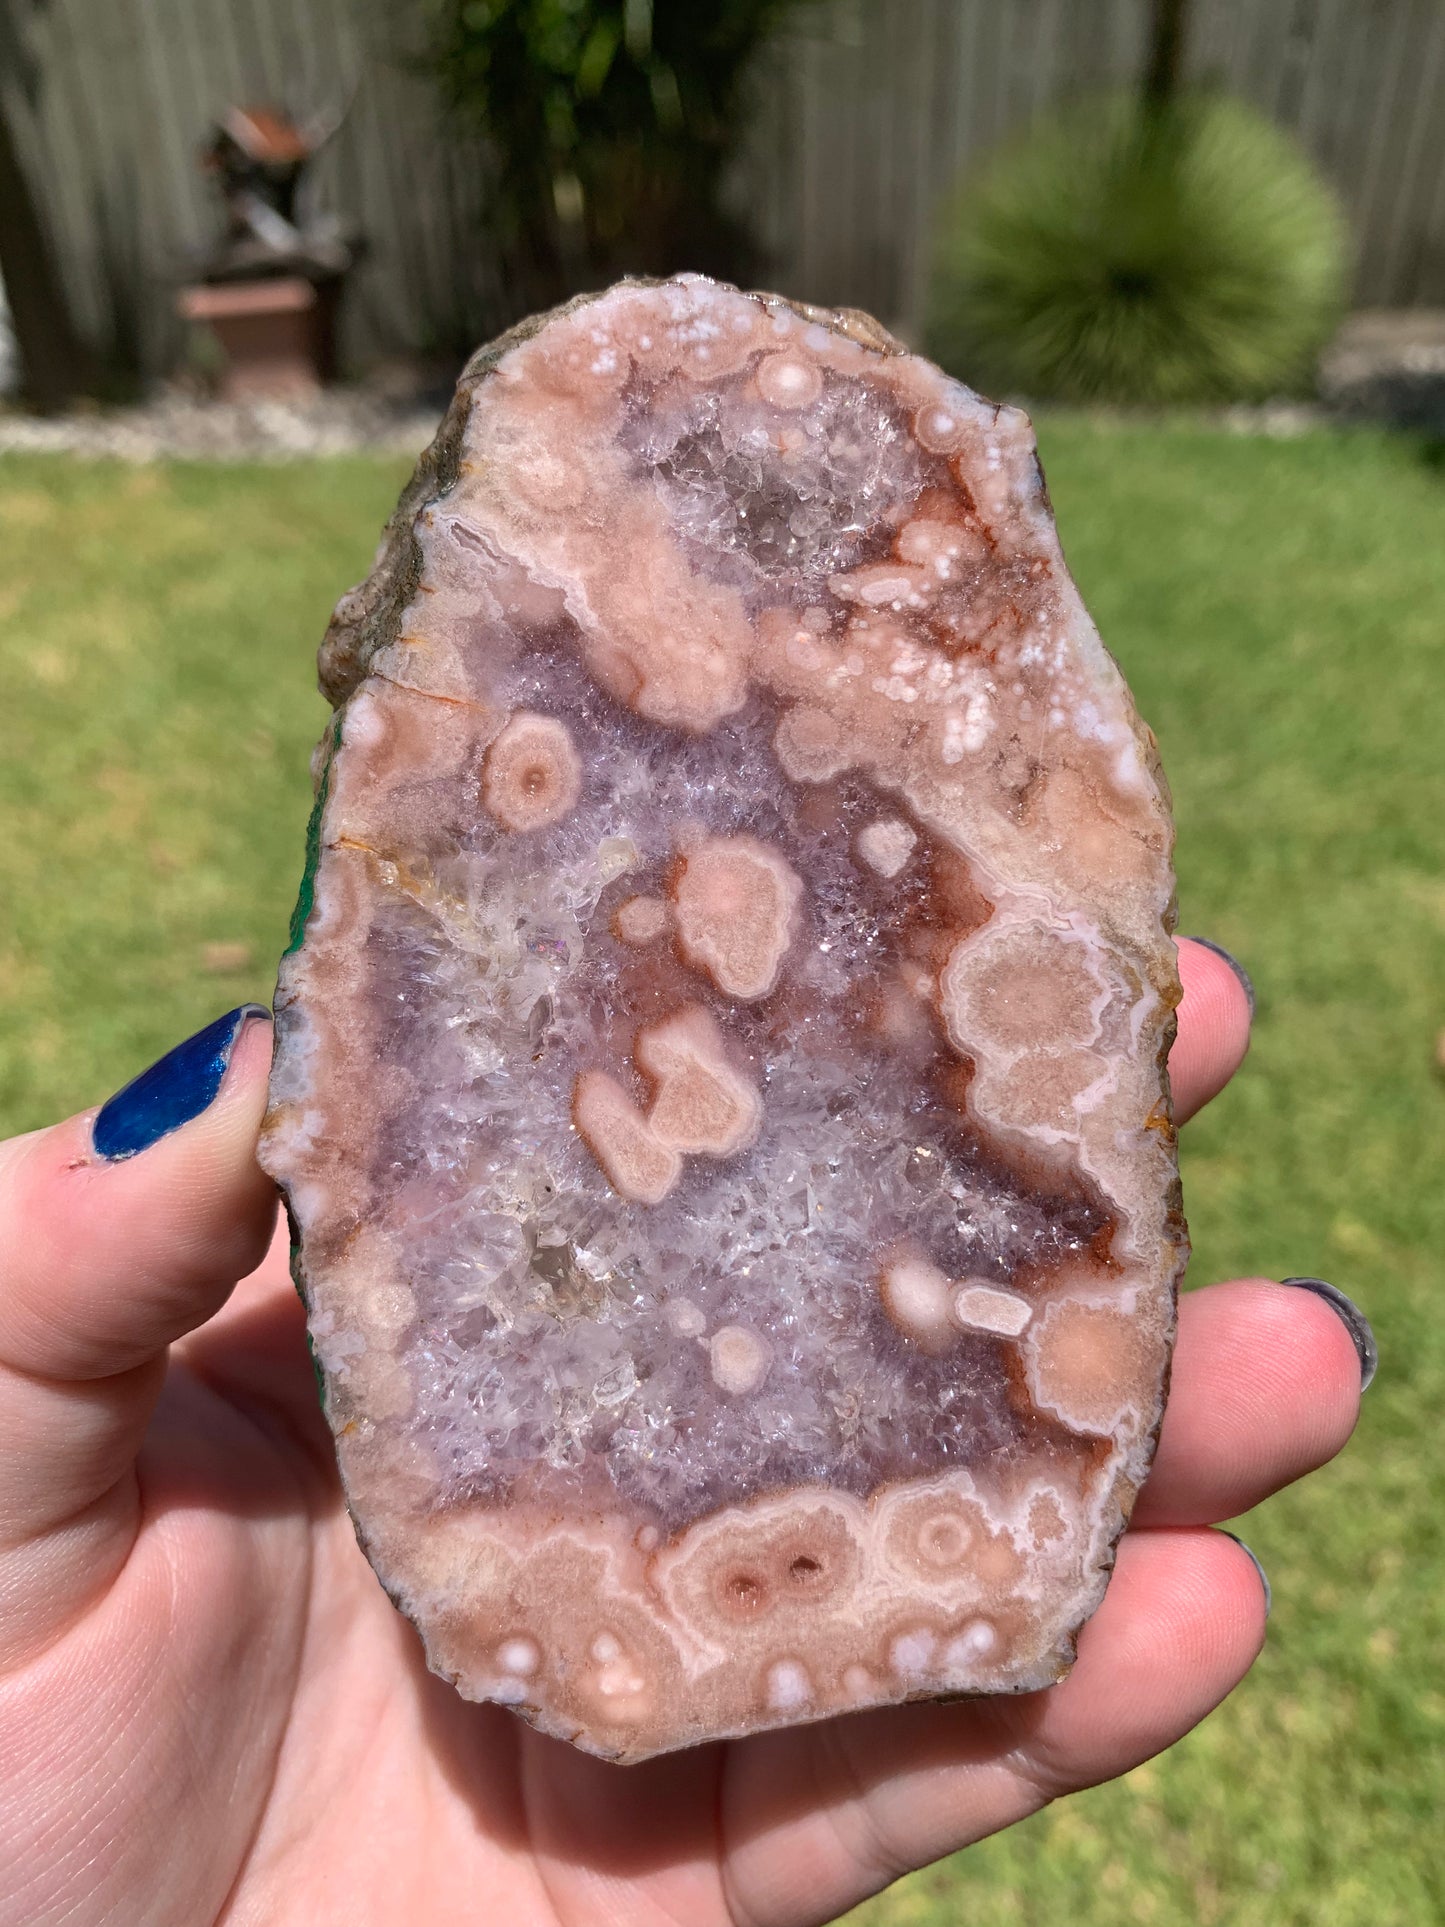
[260,276,1185,1762]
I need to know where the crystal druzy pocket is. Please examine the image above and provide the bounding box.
[260,276,1186,1762]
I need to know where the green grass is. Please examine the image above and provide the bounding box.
[2,426,1443,1922]
[0,457,409,1122]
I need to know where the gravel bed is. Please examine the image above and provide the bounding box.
[0,387,443,461]
[1318,309,1445,435]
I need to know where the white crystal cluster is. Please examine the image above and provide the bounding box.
[628,372,925,592]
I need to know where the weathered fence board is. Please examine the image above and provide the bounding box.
[3,0,1444,379]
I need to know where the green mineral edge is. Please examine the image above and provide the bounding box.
[284,712,342,957]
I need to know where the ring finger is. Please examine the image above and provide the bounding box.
[1131,1277,1370,1529]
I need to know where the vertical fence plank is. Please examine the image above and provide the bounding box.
[1378,4,1445,301]
[1358,0,1445,301]
[1414,104,1445,303]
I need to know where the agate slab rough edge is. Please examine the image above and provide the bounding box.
[260,274,1187,1763]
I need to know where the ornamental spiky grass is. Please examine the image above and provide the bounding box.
[926,95,1346,406]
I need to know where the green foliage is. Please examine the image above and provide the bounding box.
[2,423,1442,1920]
[419,0,817,313]
[926,95,1348,404]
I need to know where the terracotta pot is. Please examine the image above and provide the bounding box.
[178,275,339,400]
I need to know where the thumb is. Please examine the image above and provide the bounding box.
[0,1007,276,1660]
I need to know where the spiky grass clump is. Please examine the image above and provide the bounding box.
[926,94,1347,405]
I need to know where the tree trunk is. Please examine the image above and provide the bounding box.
[0,86,97,411]
[1142,0,1190,110]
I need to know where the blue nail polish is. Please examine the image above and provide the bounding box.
[1219,1532,1272,1620]
[1281,1277,1378,1392]
[93,1005,270,1162]
[1181,935,1255,1018]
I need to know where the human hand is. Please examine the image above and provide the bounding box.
[0,939,1369,1927]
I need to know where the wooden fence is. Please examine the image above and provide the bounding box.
[4,0,1445,378]
[745,0,1445,334]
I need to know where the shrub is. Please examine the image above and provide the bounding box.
[419,0,820,319]
[925,94,1348,405]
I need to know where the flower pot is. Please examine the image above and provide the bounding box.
[178,275,338,400]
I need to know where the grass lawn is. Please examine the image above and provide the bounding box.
[2,422,1443,1923]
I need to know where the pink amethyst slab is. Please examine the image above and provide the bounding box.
[259,276,1186,1762]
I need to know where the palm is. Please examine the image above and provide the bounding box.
[1,948,1365,1927]
[94,1232,1029,1926]
[53,1213,1315,1927]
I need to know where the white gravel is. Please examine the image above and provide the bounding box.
[0,387,443,462]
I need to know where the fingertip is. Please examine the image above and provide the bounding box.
[1094,1526,1266,1678]
[1135,1279,1363,1527]
[198,1003,276,1159]
[91,1003,272,1163]
[0,1009,278,1382]
[86,1004,279,1288]
[1108,1524,1270,1699]
[1017,1527,1269,1796]
[1171,937,1254,1123]
[1216,1532,1272,1629]
[1179,936,1254,1020]
[1280,1277,1377,1391]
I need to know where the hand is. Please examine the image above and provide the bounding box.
[0,941,1367,1927]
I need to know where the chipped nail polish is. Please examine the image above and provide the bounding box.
[93,1005,270,1162]
[1219,1532,1272,1620]
[1281,1277,1378,1391]
[1181,935,1255,1018]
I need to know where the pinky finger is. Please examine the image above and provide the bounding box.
[721,1528,1269,1927]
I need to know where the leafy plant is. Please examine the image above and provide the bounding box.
[925,94,1348,405]
[419,0,818,317]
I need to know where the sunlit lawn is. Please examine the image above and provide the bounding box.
[2,420,1442,1924]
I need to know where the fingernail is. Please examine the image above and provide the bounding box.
[93,1005,270,1162]
[1182,936,1255,1018]
[1219,1533,1272,1620]
[1280,1277,1378,1391]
